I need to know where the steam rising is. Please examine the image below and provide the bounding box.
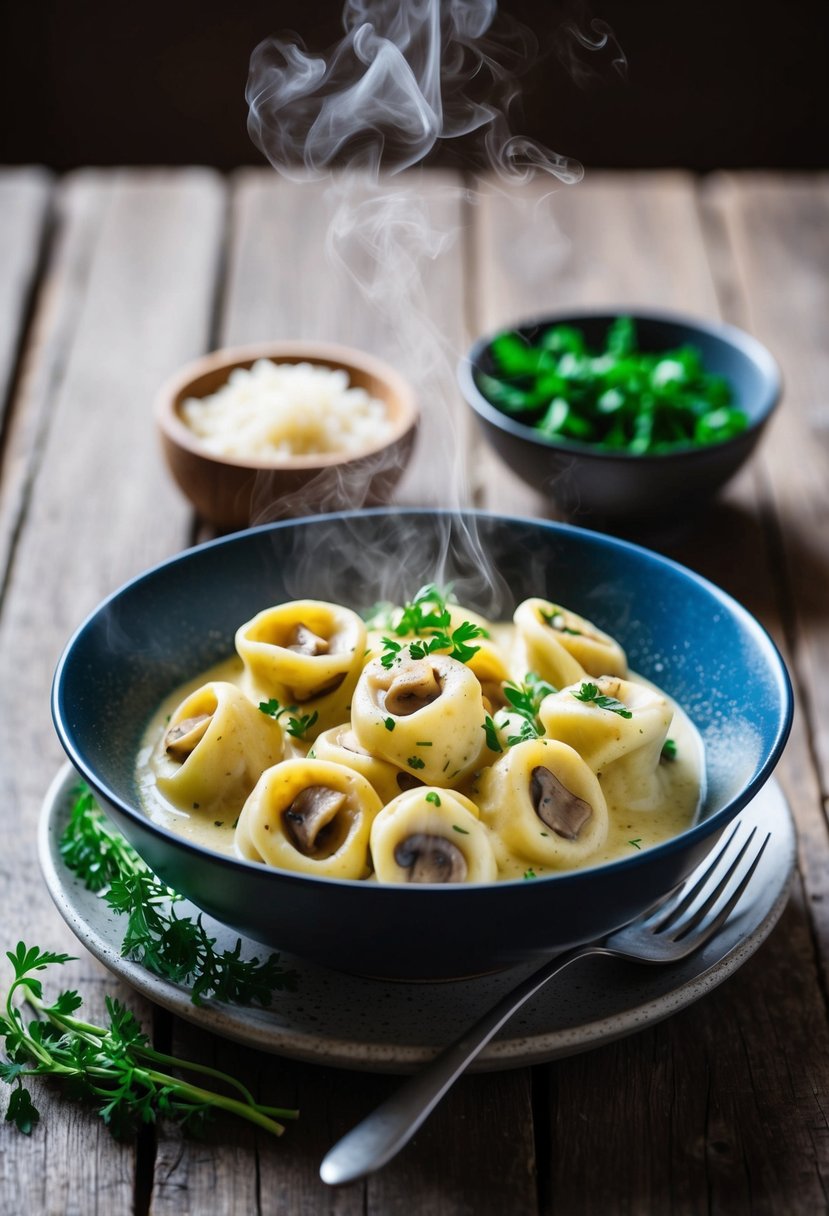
[247,0,582,183]
[244,1,622,606]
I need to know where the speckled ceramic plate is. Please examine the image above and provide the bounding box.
[39,764,795,1074]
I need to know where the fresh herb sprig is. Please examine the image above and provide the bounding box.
[480,316,747,453]
[61,787,297,1007]
[375,586,486,670]
[258,698,319,739]
[572,682,633,719]
[0,943,298,1139]
[500,672,558,744]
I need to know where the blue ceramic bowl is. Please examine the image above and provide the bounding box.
[52,510,792,980]
[459,310,782,522]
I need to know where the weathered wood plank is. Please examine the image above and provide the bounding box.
[700,176,829,959]
[469,171,723,516]
[0,169,225,1214]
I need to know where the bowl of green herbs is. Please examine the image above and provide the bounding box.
[459,311,781,521]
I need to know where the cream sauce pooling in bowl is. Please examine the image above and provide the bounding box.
[135,594,704,883]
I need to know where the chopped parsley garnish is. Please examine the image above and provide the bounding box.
[373,586,485,668]
[523,868,537,880]
[483,715,503,753]
[628,838,643,850]
[661,738,678,761]
[452,825,469,835]
[407,756,426,770]
[415,740,433,747]
[383,717,396,732]
[258,699,319,738]
[540,606,582,635]
[425,792,441,807]
[572,682,632,718]
[498,672,557,745]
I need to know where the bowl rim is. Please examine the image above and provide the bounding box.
[155,340,419,471]
[458,307,783,463]
[51,507,794,895]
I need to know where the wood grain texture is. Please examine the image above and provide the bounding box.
[0,169,225,1214]
[2,168,828,1216]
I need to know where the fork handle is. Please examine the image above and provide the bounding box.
[320,944,607,1186]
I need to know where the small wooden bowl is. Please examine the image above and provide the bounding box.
[156,342,419,529]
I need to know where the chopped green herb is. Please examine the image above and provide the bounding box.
[384,717,396,732]
[661,738,678,761]
[480,317,746,454]
[213,820,223,828]
[523,868,537,880]
[259,699,319,739]
[500,672,557,744]
[540,606,582,635]
[452,825,470,835]
[572,682,633,718]
[415,740,433,747]
[483,715,503,753]
[0,943,297,1141]
[628,838,643,850]
[425,792,441,807]
[407,756,426,770]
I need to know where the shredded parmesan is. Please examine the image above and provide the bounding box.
[181,359,392,459]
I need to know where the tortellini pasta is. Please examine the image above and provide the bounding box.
[139,591,703,885]
[236,599,366,736]
[475,739,608,869]
[155,680,285,817]
[351,649,487,786]
[235,758,382,879]
[370,788,497,884]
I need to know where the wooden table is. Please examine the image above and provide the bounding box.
[1,167,827,1214]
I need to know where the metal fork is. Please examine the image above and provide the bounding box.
[320,823,770,1186]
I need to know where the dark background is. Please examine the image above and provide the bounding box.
[1,0,824,171]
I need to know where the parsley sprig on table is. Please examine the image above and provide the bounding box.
[572,682,633,719]
[370,585,486,669]
[60,786,298,1006]
[0,943,297,1139]
[478,316,748,453]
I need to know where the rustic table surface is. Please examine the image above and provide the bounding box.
[0,166,827,1214]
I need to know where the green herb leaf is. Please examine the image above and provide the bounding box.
[452,825,470,835]
[483,715,503,753]
[628,838,643,850]
[523,868,537,880]
[425,792,441,806]
[572,682,633,718]
[406,756,426,770]
[60,786,298,1008]
[661,738,678,761]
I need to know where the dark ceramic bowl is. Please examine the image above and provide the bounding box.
[51,510,792,981]
[459,311,782,522]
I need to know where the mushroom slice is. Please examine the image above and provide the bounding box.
[165,713,212,760]
[530,766,593,840]
[283,785,347,854]
[382,660,442,716]
[288,622,330,656]
[393,833,468,883]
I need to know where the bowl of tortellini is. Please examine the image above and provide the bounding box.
[52,509,793,980]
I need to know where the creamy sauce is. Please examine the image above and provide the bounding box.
[136,613,705,881]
